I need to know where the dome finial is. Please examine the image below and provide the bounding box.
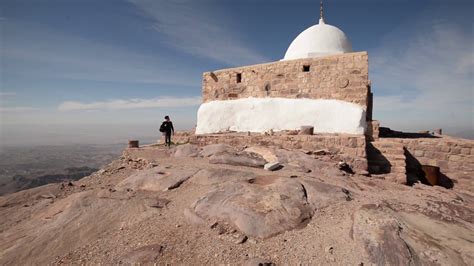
[319,0,325,23]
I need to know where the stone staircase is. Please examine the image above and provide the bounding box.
[367,139,407,184]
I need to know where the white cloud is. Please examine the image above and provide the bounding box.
[371,19,474,132]
[128,0,269,66]
[58,96,201,111]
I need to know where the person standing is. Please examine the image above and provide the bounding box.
[160,115,174,147]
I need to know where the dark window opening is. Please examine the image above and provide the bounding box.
[264,83,271,96]
[303,65,310,72]
[236,73,242,83]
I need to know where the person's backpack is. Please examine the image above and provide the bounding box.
[159,122,166,132]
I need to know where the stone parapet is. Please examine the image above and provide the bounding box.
[366,120,380,141]
[367,140,407,184]
[390,136,474,191]
[158,131,193,145]
[190,133,368,173]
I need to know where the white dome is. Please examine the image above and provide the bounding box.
[283,19,352,60]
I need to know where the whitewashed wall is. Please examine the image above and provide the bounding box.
[196,97,366,135]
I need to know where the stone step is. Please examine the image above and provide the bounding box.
[367,140,407,183]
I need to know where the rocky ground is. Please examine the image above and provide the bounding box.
[0,143,473,265]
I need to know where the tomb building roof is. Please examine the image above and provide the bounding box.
[283,17,352,60]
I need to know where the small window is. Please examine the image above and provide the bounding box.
[303,65,310,72]
[236,73,242,83]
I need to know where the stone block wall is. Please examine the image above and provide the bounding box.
[202,52,371,110]
[190,133,368,173]
[158,131,193,145]
[367,140,407,184]
[366,120,380,141]
[390,137,474,190]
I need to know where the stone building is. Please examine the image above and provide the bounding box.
[196,14,374,137]
[188,4,473,189]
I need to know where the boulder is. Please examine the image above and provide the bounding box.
[264,162,281,171]
[274,149,341,177]
[188,177,312,238]
[172,144,201,158]
[200,144,234,157]
[299,179,351,209]
[187,177,349,238]
[190,168,257,185]
[209,152,266,168]
[244,146,278,163]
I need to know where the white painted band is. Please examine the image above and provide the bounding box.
[196,97,366,135]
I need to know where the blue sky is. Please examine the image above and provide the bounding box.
[1,0,473,145]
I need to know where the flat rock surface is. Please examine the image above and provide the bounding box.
[352,204,474,265]
[209,152,267,168]
[190,177,313,238]
[200,144,234,157]
[172,144,201,157]
[0,145,473,265]
[190,168,256,185]
[116,167,198,191]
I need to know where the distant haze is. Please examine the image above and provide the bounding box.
[0,123,193,148]
[1,121,472,149]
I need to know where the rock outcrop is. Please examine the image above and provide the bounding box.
[116,167,198,191]
[0,143,473,265]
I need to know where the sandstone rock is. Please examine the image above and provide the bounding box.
[244,146,278,163]
[150,198,171,209]
[200,144,233,157]
[116,167,198,192]
[188,177,312,238]
[172,144,201,158]
[314,149,329,155]
[352,204,473,265]
[234,235,248,244]
[187,177,348,238]
[298,179,350,209]
[275,149,341,177]
[209,152,266,168]
[352,204,419,265]
[264,162,281,171]
[190,168,256,185]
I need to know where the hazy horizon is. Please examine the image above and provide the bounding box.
[1,122,473,149]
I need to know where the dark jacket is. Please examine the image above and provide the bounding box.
[161,121,174,134]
